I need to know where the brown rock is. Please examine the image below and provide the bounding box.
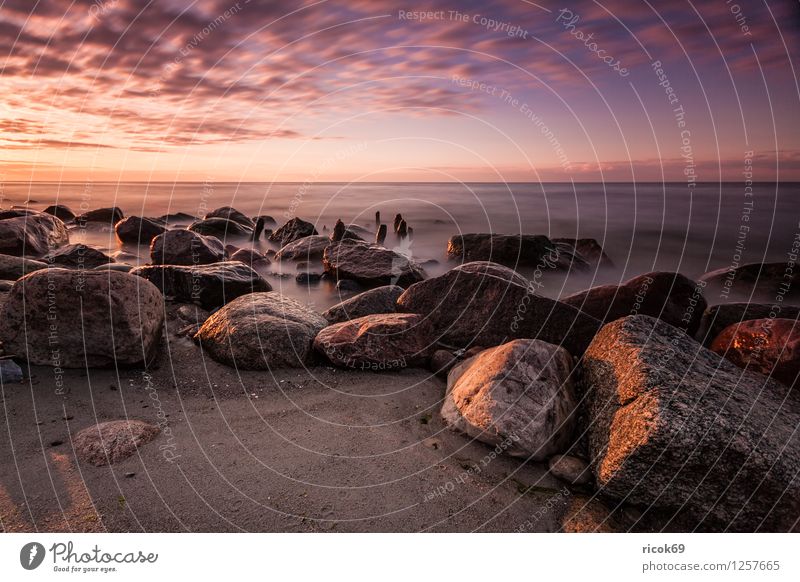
[150,229,226,266]
[268,217,318,246]
[0,212,70,256]
[322,285,404,324]
[42,244,114,269]
[314,313,434,370]
[115,216,167,245]
[323,240,425,287]
[710,318,800,388]
[548,454,591,485]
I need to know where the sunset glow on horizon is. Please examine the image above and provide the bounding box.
[1,0,799,183]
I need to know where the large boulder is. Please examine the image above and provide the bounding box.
[710,318,800,389]
[42,204,76,222]
[115,216,168,245]
[441,339,577,461]
[0,213,69,256]
[696,302,800,346]
[323,240,425,287]
[701,262,799,301]
[195,293,326,369]
[188,217,252,239]
[0,254,48,280]
[562,272,707,336]
[42,243,114,269]
[268,217,318,246]
[275,235,330,261]
[314,313,433,369]
[397,261,602,355]
[131,262,270,310]
[150,229,225,266]
[75,207,124,225]
[74,420,160,467]
[582,315,800,531]
[205,206,254,228]
[322,285,404,323]
[446,233,588,270]
[0,269,164,367]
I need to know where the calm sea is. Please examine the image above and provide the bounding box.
[3,181,798,309]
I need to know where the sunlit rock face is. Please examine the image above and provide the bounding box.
[581,315,800,532]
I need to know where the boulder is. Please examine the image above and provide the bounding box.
[275,235,330,261]
[397,261,602,355]
[195,292,326,368]
[314,313,434,369]
[323,240,425,287]
[0,213,70,256]
[75,207,124,225]
[268,217,318,246]
[330,219,364,242]
[0,209,37,219]
[42,243,114,269]
[74,420,160,467]
[0,269,164,367]
[158,212,196,224]
[188,217,252,239]
[701,262,799,301]
[710,318,800,388]
[552,237,613,268]
[132,261,270,310]
[150,229,225,266]
[0,254,48,280]
[115,216,167,245]
[42,204,76,222]
[205,206,254,228]
[296,272,321,284]
[322,285,404,324]
[582,315,800,531]
[562,271,707,336]
[442,339,577,460]
[446,233,589,270]
[696,302,800,346]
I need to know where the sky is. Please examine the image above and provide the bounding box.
[1,0,799,182]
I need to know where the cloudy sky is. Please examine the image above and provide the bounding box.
[1,0,799,182]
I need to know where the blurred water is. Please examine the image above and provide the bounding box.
[3,181,799,309]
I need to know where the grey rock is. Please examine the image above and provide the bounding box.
[115,216,167,245]
[0,254,48,280]
[548,454,591,485]
[42,204,76,222]
[442,339,577,460]
[42,243,114,269]
[323,240,425,287]
[132,261,271,310]
[582,315,800,531]
[75,207,124,225]
[0,269,164,367]
[446,233,589,270]
[205,206,255,228]
[195,292,326,368]
[0,212,70,256]
[275,235,330,261]
[0,359,23,383]
[269,217,318,246]
[74,420,160,466]
[189,217,252,239]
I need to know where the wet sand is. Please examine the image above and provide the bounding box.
[0,309,576,533]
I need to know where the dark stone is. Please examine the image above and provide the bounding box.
[430,349,457,378]
[446,233,589,270]
[268,217,318,246]
[132,261,271,310]
[376,224,387,245]
[275,235,330,261]
[323,240,425,287]
[0,213,70,256]
[42,204,76,222]
[296,272,321,284]
[562,271,707,336]
[158,212,196,224]
[0,254,48,280]
[322,285,405,323]
[150,229,226,266]
[552,237,613,268]
[701,262,800,301]
[188,217,252,239]
[204,206,254,228]
[114,216,167,245]
[76,207,124,225]
[42,244,114,269]
[582,314,800,531]
[397,261,602,355]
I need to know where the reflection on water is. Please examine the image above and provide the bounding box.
[2,182,799,309]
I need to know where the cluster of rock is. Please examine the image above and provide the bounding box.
[2,204,800,530]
